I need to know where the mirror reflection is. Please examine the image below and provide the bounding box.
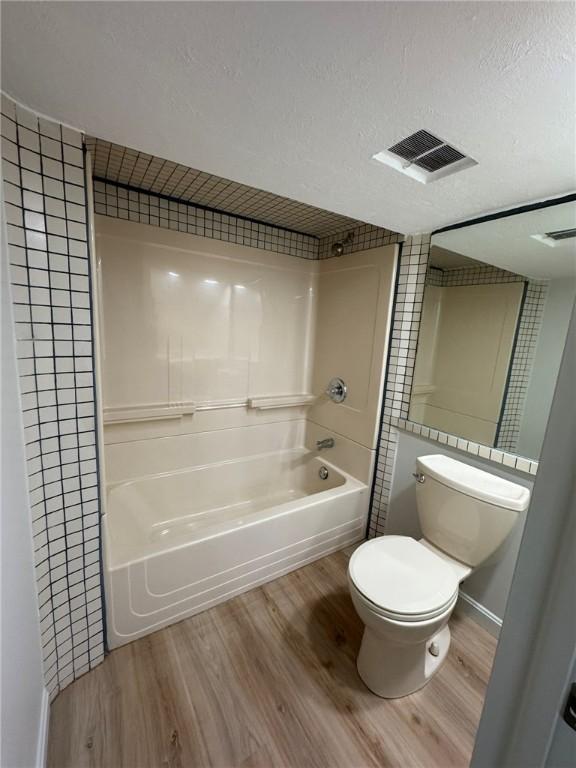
[409,199,576,461]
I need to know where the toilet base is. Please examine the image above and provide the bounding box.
[357,624,451,698]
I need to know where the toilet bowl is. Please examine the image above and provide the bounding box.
[348,535,461,697]
[349,454,530,698]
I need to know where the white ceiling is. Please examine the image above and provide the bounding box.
[2,2,575,235]
[432,201,576,280]
[429,246,485,271]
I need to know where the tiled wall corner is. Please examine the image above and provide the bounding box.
[318,223,403,258]
[496,281,547,453]
[368,234,430,536]
[1,94,104,697]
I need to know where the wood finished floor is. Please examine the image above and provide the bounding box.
[48,550,496,768]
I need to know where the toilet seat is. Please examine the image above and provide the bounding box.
[348,536,459,622]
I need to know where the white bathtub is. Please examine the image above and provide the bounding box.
[104,448,368,647]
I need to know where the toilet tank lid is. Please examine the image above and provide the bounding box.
[416,455,531,512]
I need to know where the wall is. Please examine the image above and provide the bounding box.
[497,280,548,455]
[308,245,396,449]
[417,263,549,456]
[1,94,104,697]
[93,180,319,259]
[97,215,318,482]
[1,199,47,768]
[370,235,432,536]
[516,278,576,459]
[94,179,403,260]
[97,214,397,489]
[471,307,576,768]
[410,282,524,445]
[97,216,316,413]
[385,431,532,629]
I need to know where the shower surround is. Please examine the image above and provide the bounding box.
[95,214,397,645]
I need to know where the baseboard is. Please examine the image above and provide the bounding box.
[36,688,50,768]
[457,592,502,638]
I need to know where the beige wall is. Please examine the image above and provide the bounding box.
[97,216,316,416]
[96,218,397,484]
[410,282,524,443]
[308,245,397,449]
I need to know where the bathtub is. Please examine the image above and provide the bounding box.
[104,448,368,647]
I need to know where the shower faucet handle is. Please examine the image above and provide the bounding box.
[325,377,347,403]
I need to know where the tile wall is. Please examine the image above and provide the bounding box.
[92,179,402,260]
[93,180,319,259]
[1,94,104,697]
[369,235,430,536]
[318,223,402,258]
[496,282,547,453]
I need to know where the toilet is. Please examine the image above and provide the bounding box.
[348,454,530,698]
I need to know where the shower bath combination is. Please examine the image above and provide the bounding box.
[96,215,397,647]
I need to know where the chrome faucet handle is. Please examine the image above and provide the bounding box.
[325,377,347,403]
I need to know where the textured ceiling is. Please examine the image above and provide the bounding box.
[3,2,575,234]
[86,137,365,237]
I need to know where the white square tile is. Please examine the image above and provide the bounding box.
[515,457,531,474]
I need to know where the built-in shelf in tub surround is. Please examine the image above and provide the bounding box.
[248,394,316,410]
[104,395,317,423]
[194,396,316,412]
[104,402,197,424]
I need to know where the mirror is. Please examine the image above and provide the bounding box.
[409,198,576,461]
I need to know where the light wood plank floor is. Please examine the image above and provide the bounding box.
[48,550,496,768]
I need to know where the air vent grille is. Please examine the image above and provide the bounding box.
[388,130,443,162]
[373,130,477,184]
[413,144,466,172]
[545,228,576,241]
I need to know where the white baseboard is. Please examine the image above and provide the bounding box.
[457,592,502,638]
[36,688,50,768]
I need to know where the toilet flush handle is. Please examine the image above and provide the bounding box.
[412,472,426,484]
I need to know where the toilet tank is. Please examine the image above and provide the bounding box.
[415,455,530,567]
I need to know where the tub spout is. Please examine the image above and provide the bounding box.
[316,438,335,450]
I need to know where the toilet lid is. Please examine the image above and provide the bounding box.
[348,536,458,618]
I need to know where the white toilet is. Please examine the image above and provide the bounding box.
[348,454,530,698]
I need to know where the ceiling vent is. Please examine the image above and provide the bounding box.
[545,228,576,241]
[531,228,576,247]
[372,130,477,184]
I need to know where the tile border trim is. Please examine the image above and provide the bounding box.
[391,417,538,475]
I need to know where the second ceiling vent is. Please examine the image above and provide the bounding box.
[373,129,477,183]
